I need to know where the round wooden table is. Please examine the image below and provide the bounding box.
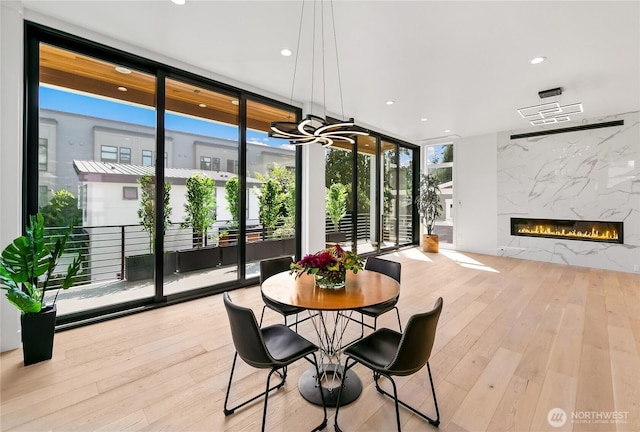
[262,270,400,407]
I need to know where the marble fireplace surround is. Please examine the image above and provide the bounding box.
[497,111,639,273]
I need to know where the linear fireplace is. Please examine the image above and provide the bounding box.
[510,218,623,244]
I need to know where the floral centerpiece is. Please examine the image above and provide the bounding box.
[290,244,364,289]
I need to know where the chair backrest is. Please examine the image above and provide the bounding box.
[260,256,294,285]
[365,256,401,284]
[223,292,274,368]
[385,297,443,376]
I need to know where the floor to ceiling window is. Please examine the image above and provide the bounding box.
[37,42,158,317]
[325,143,356,252]
[244,99,298,278]
[398,147,414,244]
[325,134,417,256]
[425,143,454,247]
[163,78,240,295]
[25,23,301,325]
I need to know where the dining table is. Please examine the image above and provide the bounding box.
[261,269,400,407]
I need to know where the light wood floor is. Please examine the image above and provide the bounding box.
[2,248,639,431]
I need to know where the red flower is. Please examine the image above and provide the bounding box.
[290,244,363,278]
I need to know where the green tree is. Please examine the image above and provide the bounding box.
[325,148,371,213]
[39,189,81,229]
[224,176,240,228]
[326,183,347,231]
[277,181,296,237]
[258,178,282,238]
[137,174,172,253]
[182,173,216,249]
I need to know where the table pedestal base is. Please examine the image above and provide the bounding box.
[298,364,362,407]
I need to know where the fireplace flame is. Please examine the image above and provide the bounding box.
[517,225,619,241]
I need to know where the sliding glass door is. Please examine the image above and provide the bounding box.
[325,133,417,256]
[37,43,158,316]
[26,24,301,325]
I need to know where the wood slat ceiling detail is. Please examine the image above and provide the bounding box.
[39,44,295,133]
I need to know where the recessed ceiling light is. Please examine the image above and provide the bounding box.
[171,0,185,5]
[420,118,428,122]
[386,100,394,105]
[199,103,207,108]
[231,100,239,105]
[115,66,131,74]
[444,129,451,133]
[117,86,127,92]
[530,56,546,65]
[280,48,292,57]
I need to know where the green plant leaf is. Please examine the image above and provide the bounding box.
[5,287,41,314]
[1,220,50,284]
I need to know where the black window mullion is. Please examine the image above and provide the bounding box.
[155,71,166,303]
[238,95,247,280]
[394,143,400,248]
[413,146,421,244]
[375,137,382,253]
[351,141,359,255]
[24,26,40,224]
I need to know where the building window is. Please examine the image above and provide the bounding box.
[227,159,238,174]
[212,157,220,171]
[101,145,118,163]
[164,152,168,168]
[123,186,138,200]
[119,147,131,164]
[38,138,48,171]
[142,150,153,166]
[200,156,212,170]
[38,185,49,204]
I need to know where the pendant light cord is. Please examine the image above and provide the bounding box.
[289,0,306,119]
[330,0,345,120]
[288,0,346,121]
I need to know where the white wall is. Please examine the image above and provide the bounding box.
[0,1,24,351]
[302,143,326,255]
[454,133,498,255]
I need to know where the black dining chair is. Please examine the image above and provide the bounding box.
[259,256,311,329]
[222,292,327,432]
[353,257,402,339]
[334,297,443,432]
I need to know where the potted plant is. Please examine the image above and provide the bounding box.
[325,183,348,244]
[290,244,363,289]
[0,213,82,365]
[416,173,444,253]
[126,174,175,281]
[178,173,219,272]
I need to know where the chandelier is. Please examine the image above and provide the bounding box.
[517,87,584,126]
[269,0,369,147]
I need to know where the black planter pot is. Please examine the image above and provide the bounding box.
[125,252,177,281]
[177,246,221,273]
[219,244,238,266]
[21,305,57,366]
[326,231,347,245]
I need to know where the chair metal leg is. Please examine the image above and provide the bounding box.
[373,362,440,429]
[261,368,278,432]
[259,305,267,326]
[223,352,287,417]
[394,306,402,332]
[333,357,356,432]
[310,352,328,431]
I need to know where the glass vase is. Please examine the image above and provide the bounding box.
[314,269,346,289]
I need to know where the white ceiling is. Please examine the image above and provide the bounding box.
[20,0,640,144]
